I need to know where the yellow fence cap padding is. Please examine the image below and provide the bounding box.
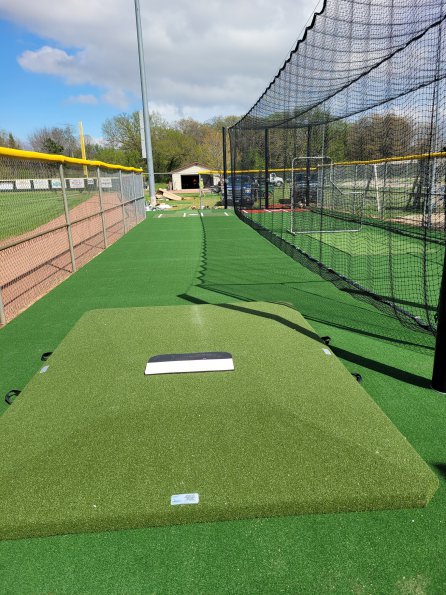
[0,146,143,173]
[200,151,446,175]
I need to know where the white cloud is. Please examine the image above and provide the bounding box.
[0,0,319,121]
[100,88,130,109]
[18,46,74,75]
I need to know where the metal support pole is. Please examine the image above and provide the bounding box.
[222,127,228,209]
[59,164,76,273]
[264,128,269,210]
[199,175,203,211]
[432,245,446,392]
[0,285,6,325]
[119,171,127,234]
[97,168,108,248]
[134,0,156,207]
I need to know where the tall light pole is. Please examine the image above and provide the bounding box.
[134,0,156,207]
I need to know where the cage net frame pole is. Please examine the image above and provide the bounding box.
[432,143,446,393]
[289,157,297,234]
[432,244,446,393]
[306,126,311,208]
[264,128,269,210]
[222,127,228,209]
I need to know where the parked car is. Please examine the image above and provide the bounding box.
[269,172,284,187]
[291,171,318,205]
[226,175,254,206]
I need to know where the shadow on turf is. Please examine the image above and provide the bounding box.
[344,288,437,312]
[178,293,322,342]
[433,464,446,481]
[198,281,434,353]
[180,215,436,389]
[330,346,432,389]
[179,294,432,389]
[194,215,435,354]
[303,315,435,352]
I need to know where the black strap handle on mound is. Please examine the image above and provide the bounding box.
[41,352,53,361]
[5,390,21,405]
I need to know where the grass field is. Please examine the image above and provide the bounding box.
[0,190,94,241]
[0,211,445,592]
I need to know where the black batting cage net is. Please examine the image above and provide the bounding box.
[229,0,446,337]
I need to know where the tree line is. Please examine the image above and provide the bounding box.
[0,113,239,174]
[1,111,436,174]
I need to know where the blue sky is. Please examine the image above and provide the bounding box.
[0,19,140,144]
[0,0,317,147]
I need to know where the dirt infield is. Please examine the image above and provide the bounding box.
[0,193,143,323]
[390,212,446,228]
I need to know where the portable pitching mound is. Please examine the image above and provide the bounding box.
[0,302,438,540]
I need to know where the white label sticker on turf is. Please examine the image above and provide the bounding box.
[171,493,199,506]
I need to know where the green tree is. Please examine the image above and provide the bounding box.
[101,111,241,172]
[7,133,20,149]
[0,129,21,149]
[42,137,64,154]
[326,121,349,162]
[102,112,142,154]
[346,114,413,161]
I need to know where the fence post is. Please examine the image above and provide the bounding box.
[133,174,139,223]
[119,170,127,233]
[140,173,146,220]
[97,168,108,248]
[373,164,381,215]
[0,285,6,325]
[59,164,76,273]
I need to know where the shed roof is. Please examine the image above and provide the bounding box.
[170,162,211,173]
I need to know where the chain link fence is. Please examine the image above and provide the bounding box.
[0,150,146,324]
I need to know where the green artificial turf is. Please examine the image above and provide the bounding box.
[0,212,446,592]
[0,302,437,540]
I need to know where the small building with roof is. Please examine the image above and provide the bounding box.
[171,162,220,191]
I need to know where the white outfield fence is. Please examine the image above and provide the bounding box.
[0,148,146,324]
